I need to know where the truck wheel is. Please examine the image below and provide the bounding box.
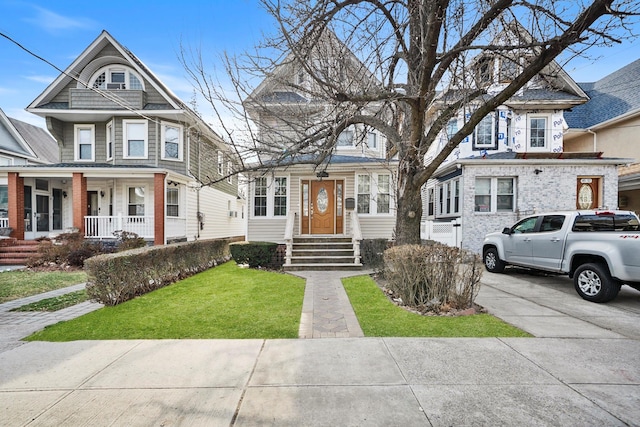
[483,247,505,273]
[574,263,620,303]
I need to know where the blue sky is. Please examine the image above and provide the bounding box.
[1,0,639,128]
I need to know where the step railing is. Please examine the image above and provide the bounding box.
[349,211,362,264]
[284,211,297,266]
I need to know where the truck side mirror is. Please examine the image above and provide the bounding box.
[502,227,512,235]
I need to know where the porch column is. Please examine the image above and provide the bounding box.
[7,172,24,239]
[72,173,87,235]
[154,173,165,245]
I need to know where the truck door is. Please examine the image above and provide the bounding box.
[504,216,539,266]
[530,215,566,271]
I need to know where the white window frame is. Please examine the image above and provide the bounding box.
[226,161,233,183]
[473,114,496,150]
[123,119,148,159]
[337,129,354,147]
[436,178,461,217]
[367,131,377,149]
[217,151,224,175]
[74,124,95,162]
[161,122,183,161]
[527,114,550,151]
[127,185,146,217]
[474,177,516,213]
[106,121,113,161]
[90,65,145,90]
[252,176,289,218]
[357,173,394,215]
[166,187,180,217]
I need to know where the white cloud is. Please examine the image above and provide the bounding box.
[24,5,97,33]
[25,75,56,84]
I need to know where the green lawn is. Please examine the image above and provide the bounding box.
[26,262,305,341]
[11,290,88,312]
[0,270,87,303]
[343,275,530,337]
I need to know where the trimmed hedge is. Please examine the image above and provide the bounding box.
[85,237,240,306]
[230,241,279,268]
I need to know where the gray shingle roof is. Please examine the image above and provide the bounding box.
[564,58,640,129]
[8,118,59,163]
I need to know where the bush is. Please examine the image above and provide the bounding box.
[360,239,391,273]
[383,243,483,312]
[113,230,147,251]
[230,241,279,268]
[29,232,104,267]
[85,237,240,306]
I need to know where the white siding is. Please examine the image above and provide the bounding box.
[185,185,246,241]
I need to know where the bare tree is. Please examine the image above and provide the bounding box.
[182,0,638,245]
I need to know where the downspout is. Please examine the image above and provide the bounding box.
[587,129,597,152]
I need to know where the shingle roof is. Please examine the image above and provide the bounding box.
[8,118,59,163]
[564,58,640,129]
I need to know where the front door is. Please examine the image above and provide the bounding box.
[35,194,49,232]
[576,177,600,209]
[311,180,335,234]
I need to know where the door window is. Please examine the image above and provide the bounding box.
[512,216,538,234]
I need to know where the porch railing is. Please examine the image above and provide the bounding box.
[284,211,297,266]
[349,211,362,264]
[0,218,8,229]
[84,215,154,239]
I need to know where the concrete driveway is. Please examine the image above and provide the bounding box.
[477,267,640,339]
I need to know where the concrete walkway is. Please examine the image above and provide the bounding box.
[0,283,103,353]
[295,270,366,338]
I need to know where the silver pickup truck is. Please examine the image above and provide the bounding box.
[482,210,640,303]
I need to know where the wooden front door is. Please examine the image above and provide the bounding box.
[301,180,344,235]
[576,177,600,209]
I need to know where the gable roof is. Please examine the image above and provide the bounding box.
[27,30,182,111]
[564,58,640,129]
[0,108,58,163]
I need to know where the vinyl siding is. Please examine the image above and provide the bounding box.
[185,184,246,241]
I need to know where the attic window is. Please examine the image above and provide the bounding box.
[499,57,519,83]
[475,57,493,86]
[91,65,144,90]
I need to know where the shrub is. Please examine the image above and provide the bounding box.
[230,241,279,268]
[383,243,482,312]
[360,239,391,273]
[113,230,147,251]
[29,232,104,267]
[85,237,240,306]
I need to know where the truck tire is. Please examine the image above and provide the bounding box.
[483,247,506,273]
[574,263,620,303]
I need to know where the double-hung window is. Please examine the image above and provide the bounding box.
[128,187,145,216]
[357,175,371,214]
[227,161,233,183]
[217,152,224,175]
[273,177,287,216]
[337,130,354,147]
[123,120,147,158]
[367,132,377,149]
[474,177,515,213]
[74,124,95,161]
[252,176,287,217]
[357,174,392,214]
[253,177,268,217]
[473,114,496,150]
[161,122,182,161]
[106,122,113,161]
[528,115,548,150]
[166,188,179,217]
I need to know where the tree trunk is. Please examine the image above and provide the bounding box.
[395,167,423,245]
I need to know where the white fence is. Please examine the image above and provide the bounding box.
[0,218,8,228]
[421,218,462,248]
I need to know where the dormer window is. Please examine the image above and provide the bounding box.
[475,56,494,86]
[91,65,144,90]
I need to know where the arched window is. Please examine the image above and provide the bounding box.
[90,65,144,90]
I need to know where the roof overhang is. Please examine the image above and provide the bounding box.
[26,109,189,123]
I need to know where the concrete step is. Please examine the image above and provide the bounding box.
[291,256,356,264]
[284,263,363,272]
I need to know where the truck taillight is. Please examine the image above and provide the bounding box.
[595,211,615,216]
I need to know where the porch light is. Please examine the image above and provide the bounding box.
[62,191,67,198]
[100,191,105,198]
[316,171,329,178]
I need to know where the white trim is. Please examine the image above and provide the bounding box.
[160,121,183,161]
[251,175,289,218]
[527,114,550,152]
[106,121,113,161]
[474,177,516,213]
[123,119,148,159]
[74,124,95,162]
[356,172,394,216]
[89,64,145,90]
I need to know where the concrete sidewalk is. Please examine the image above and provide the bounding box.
[1,337,638,426]
[1,269,640,425]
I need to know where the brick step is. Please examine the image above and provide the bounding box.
[0,245,41,253]
[0,257,34,265]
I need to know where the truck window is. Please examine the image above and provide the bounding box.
[540,215,565,232]
[513,216,538,233]
[572,214,640,232]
